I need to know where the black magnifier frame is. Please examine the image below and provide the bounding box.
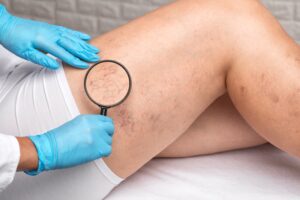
[84,60,132,116]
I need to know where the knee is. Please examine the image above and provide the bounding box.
[184,0,280,68]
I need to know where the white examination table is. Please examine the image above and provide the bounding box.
[107,144,300,200]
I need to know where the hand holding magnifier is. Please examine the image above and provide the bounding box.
[84,60,132,116]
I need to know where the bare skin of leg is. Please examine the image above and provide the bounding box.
[158,94,266,158]
[65,0,300,179]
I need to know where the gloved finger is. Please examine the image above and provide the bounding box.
[60,34,99,53]
[95,140,111,158]
[22,49,60,69]
[100,122,114,136]
[35,42,89,69]
[68,36,99,53]
[101,133,112,145]
[100,144,112,157]
[106,137,113,145]
[58,26,91,41]
[83,43,99,54]
[57,37,100,62]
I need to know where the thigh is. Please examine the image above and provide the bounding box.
[158,94,266,158]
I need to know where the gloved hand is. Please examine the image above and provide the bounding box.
[26,115,114,175]
[0,4,99,70]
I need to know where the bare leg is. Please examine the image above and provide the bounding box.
[66,0,230,178]
[227,12,300,157]
[158,94,266,158]
[65,0,300,179]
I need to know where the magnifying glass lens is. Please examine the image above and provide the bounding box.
[84,60,132,115]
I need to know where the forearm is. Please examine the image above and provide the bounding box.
[16,137,38,171]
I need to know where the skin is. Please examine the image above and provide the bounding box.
[86,63,130,106]
[158,94,266,158]
[64,0,295,179]
[16,137,38,171]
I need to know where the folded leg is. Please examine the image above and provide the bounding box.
[158,94,266,158]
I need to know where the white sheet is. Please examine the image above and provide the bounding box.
[107,144,300,200]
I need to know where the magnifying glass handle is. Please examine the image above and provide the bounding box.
[100,107,108,116]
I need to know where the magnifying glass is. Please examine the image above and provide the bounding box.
[84,60,132,116]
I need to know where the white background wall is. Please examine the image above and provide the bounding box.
[0,0,300,43]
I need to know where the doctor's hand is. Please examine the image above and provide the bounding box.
[0,5,99,70]
[25,115,114,175]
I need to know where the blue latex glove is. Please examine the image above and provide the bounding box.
[26,115,114,175]
[0,4,99,70]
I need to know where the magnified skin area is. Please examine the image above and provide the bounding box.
[86,62,130,106]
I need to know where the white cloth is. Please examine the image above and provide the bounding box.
[0,134,20,192]
[0,46,122,199]
[107,144,300,200]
